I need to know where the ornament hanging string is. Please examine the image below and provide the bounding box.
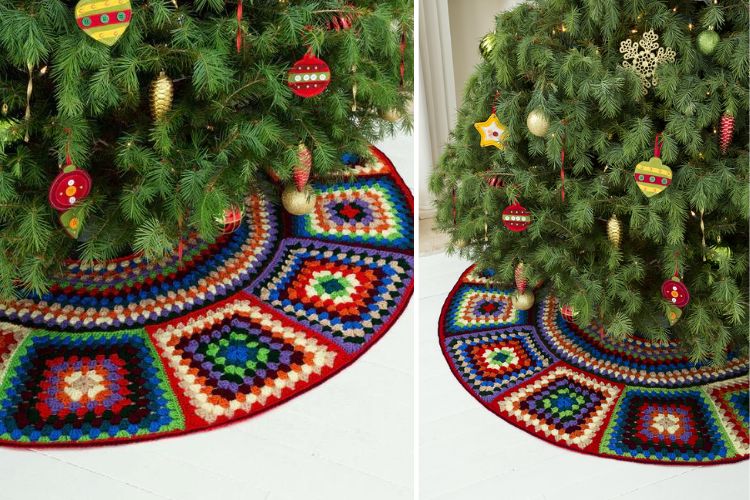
[699,209,706,261]
[399,30,406,88]
[63,128,73,167]
[490,90,501,114]
[235,0,243,53]
[653,132,663,158]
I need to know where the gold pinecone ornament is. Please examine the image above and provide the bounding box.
[150,71,174,121]
[607,215,622,248]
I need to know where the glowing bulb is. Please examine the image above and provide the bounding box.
[688,23,694,31]
[39,66,48,75]
[561,24,567,32]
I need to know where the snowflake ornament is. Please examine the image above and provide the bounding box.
[620,30,676,95]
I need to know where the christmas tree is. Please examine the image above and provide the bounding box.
[0,0,413,296]
[430,0,748,363]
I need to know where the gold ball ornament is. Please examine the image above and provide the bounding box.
[526,109,550,137]
[607,215,622,248]
[281,184,316,215]
[150,71,174,121]
[512,290,535,311]
[454,238,467,249]
[479,32,496,60]
[382,109,401,123]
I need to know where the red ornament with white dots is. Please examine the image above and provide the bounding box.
[502,201,531,232]
[48,164,92,211]
[661,275,690,308]
[287,53,331,98]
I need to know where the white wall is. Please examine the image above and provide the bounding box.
[419,0,522,219]
[447,0,522,107]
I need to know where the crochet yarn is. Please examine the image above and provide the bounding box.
[439,265,749,465]
[0,146,413,447]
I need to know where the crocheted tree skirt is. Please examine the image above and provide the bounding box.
[0,146,413,447]
[439,265,749,465]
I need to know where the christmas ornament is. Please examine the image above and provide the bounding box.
[502,201,531,232]
[666,304,682,326]
[607,215,622,248]
[282,184,316,215]
[526,109,549,137]
[707,245,732,265]
[0,118,21,149]
[486,174,504,188]
[474,113,507,149]
[150,71,174,121]
[48,164,92,211]
[620,30,676,94]
[634,134,671,198]
[288,52,331,98]
[634,157,672,197]
[216,205,244,234]
[514,262,528,294]
[479,32,496,60]
[719,113,735,154]
[560,304,578,322]
[327,11,354,31]
[294,144,312,191]
[59,210,83,239]
[661,274,690,308]
[382,109,401,123]
[75,0,132,46]
[512,291,535,311]
[23,63,32,142]
[454,238,467,249]
[697,29,720,55]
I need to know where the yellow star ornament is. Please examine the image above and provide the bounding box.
[474,113,507,149]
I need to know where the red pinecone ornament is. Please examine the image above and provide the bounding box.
[514,262,528,294]
[719,113,735,154]
[487,175,504,188]
[293,144,312,192]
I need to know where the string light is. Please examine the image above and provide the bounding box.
[561,24,567,32]
[688,23,694,31]
[39,66,48,76]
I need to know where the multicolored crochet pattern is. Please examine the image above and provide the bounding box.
[0,146,413,447]
[439,265,749,465]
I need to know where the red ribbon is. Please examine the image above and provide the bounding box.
[654,132,663,158]
[399,31,406,87]
[490,90,500,114]
[236,0,243,53]
[560,147,566,202]
[63,128,72,166]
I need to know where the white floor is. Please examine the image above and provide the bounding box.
[419,252,750,500]
[0,135,415,500]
